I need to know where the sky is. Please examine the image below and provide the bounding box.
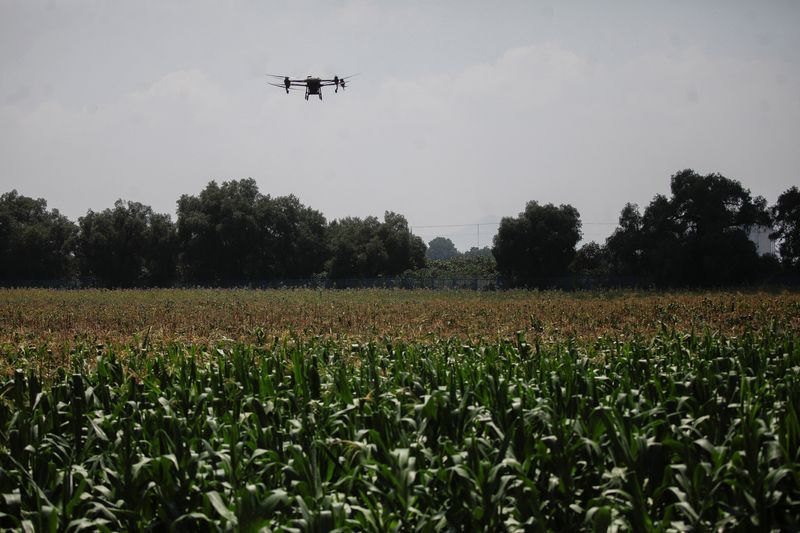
[1,0,799,251]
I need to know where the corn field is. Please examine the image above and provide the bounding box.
[2,327,799,531]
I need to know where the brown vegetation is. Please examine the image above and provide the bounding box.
[2,289,798,351]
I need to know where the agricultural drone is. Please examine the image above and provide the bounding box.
[267,74,356,101]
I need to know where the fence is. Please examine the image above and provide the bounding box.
[2,275,798,291]
[0,275,655,291]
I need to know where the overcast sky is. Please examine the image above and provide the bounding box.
[1,0,798,250]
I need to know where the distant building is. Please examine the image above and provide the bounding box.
[748,225,776,256]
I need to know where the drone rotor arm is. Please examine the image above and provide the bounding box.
[267,83,304,91]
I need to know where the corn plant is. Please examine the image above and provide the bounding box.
[1,330,799,530]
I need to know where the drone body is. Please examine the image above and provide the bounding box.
[267,74,354,100]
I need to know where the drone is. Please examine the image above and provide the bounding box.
[267,74,355,100]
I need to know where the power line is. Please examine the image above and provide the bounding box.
[411,222,500,229]
[410,220,619,249]
[411,221,616,229]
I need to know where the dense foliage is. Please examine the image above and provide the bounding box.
[325,213,425,279]
[176,179,328,283]
[408,254,497,281]
[492,201,582,285]
[1,329,798,530]
[77,201,177,287]
[771,186,800,272]
[425,237,459,261]
[604,170,773,286]
[2,170,799,287]
[0,191,76,282]
[570,242,610,276]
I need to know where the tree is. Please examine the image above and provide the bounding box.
[0,190,77,282]
[605,203,644,276]
[492,201,582,285]
[176,179,327,282]
[380,212,426,275]
[145,212,180,285]
[176,179,261,283]
[668,169,770,232]
[77,200,177,287]
[659,169,768,285]
[771,186,800,271]
[607,169,770,286]
[570,242,610,275]
[326,212,426,278]
[258,195,328,278]
[463,246,493,258]
[639,194,685,285]
[426,237,459,260]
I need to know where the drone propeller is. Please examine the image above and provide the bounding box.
[268,83,304,91]
[333,73,358,92]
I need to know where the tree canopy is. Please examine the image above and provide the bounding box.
[176,179,327,283]
[605,169,770,286]
[463,246,493,258]
[1,170,796,287]
[426,237,459,260]
[570,242,610,275]
[771,186,800,271]
[0,190,77,281]
[77,200,177,287]
[326,212,426,278]
[492,201,582,285]
[605,203,644,277]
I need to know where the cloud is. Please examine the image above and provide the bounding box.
[0,69,238,215]
[340,42,800,239]
[377,44,588,120]
[137,70,226,109]
[1,34,798,252]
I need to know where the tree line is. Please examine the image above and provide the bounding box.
[495,169,798,286]
[0,178,424,287]
[1,170,798,288]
